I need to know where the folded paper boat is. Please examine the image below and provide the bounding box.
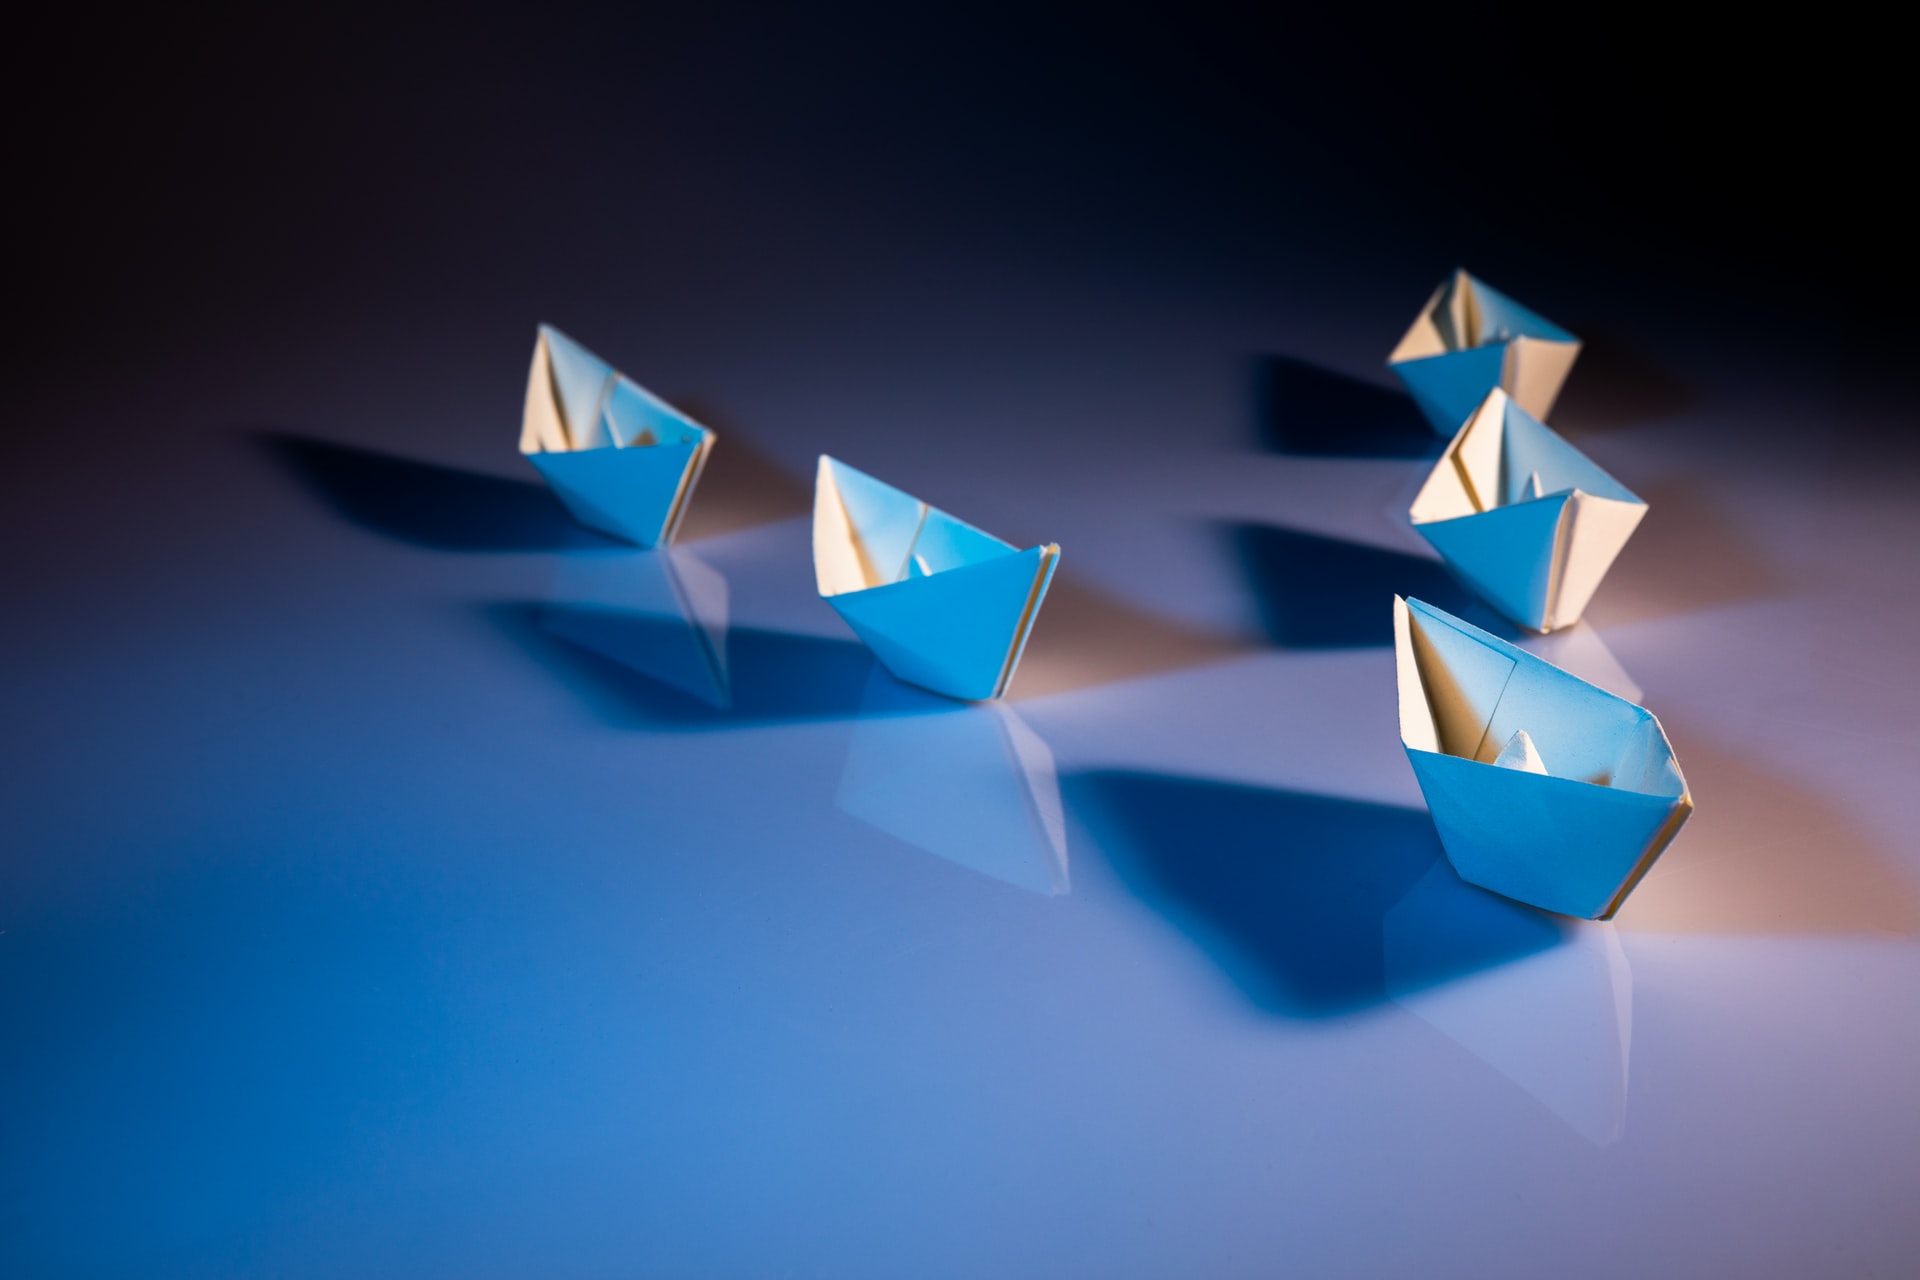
[520,324,715,546]
[1395,596,1692,920]
[1410,388,1646,632]
[814,456,1058,701]
[1389,269,1581,436]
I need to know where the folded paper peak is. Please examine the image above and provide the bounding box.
[1411,388,1645,633]
[520,324,715,547]
[1389,269,1581,436]
[1394,596,1691,920]
[814,456,1058,702]
[1493,729,1546,774]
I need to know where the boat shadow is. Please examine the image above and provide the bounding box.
[1067,770,1569,1017]
[1222,521,1506,648]
[256,431,612,551]
[486,602,885,728]
[255,421,812,553]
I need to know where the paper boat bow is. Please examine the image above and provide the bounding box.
[1389,269,1581,436]
[1410,389,1645,632]
[520,324,715,547]
[1395,596,1692,920]
[814,456,1058,701]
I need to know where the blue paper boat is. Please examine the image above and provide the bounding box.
[813,456,1058,701]
[519,324,715,546]
[1395,596,1692,920]
[1389,270,1581,436]
[1410,389,1646,632]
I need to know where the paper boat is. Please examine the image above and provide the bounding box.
[1389,269,1581,435]
[1410,388,1645,632]
[813,456,1058,701]
[519,324,715,547]
[1394,596,1692,920]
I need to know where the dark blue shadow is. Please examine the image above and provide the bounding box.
[1224,521,1505,648]
[1067,771,1567,1017]
[255,432,616,551]
[487,603,889,727]
[1255,355,1441,459]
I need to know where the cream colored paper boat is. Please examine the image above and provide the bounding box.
[1410,388,1646,632]
[814,456,1058,702]
[1389,269,1581,435]
[519,324,715,547]
[1395,596,1691,920]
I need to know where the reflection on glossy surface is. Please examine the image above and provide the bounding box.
[1387,860,1633,1146]
[540,547,730,707]
[838,666,1068,895]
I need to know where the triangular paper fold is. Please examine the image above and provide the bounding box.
[1494,729,1547,774]
[520,324,715,547]
[1388,270,1581,435]
[814,456,1058,701]
[1394,596,1691,920]
[1411,389,1645,632]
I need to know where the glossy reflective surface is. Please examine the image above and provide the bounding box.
[5,8,1916,1278]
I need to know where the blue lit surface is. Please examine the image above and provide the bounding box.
[4,10,1918,1277]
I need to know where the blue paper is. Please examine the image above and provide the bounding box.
[1388,270,1581,436]
[1395,596,1692,920]
[814,456,1058,701]
[1410,390,1646,632]
[519,324,715,547]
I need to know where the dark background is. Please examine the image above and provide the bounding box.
[6,1,1908,407]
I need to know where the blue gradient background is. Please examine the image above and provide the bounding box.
[4,5,1916,1277]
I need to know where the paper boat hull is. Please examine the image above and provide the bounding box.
[1392,339,1581,437]
[1416,491,1645,633]
[527,436,711,548]
[827,545,1057,701]
[1388,272,1581,435]
[1405,747,1691,919]
[1393,343,1508,437]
